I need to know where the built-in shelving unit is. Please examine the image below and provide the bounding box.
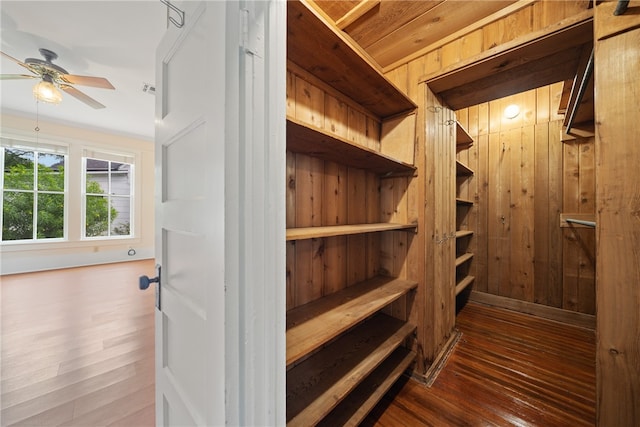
[455,122,475,298]
[287,314,415,426]
[286,1,418,424]
[286,276,417,366]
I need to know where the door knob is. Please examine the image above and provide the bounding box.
[139,265,161,310]
[139,274,159,290]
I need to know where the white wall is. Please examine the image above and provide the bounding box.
[0,113,154,274]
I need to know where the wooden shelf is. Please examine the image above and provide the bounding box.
[456,197,474,206]
[317,347,415,427]
[286,275,417,367]
[287,0,416,118]
[456,160,474,176]
[455,230,474,239]
[455,252,474,267]
[286,223,417,241]
[287,314,415,426]
[421,11,593,110]
[287,118,416,176]
[455,275,475,296]
[456,122,473,146]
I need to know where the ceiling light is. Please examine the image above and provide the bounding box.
[504,104,520,119]
[33,76,62,104]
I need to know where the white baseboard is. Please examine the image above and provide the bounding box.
[1,246,155,275]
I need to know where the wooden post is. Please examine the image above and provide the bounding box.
[594,2,640,425]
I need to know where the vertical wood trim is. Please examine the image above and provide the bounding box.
[475,133,489,293]
[548,120,564,308]
[577,139,595,315]
[562,140,580,311]
[594,14,640,425]
[533,123,550,305]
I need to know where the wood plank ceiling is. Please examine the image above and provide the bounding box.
[314,0,519,69]
[312,0,594,129]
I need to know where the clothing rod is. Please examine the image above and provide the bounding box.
[565,218,596,228]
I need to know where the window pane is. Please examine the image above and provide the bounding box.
[3,149,34,190]
[85,159,109,194]
[37,193,64,238]
[111,197,131,236]
[38,153,65,191]
[86,195,109,237]
[2,191,33,240]
[111,165,131,196]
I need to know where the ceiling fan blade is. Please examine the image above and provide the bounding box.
[0,74,37,80]
[60,74,114,90]
[0,50,33,73]
[59,84,106,109]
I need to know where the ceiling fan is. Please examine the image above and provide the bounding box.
[0,48,115,109]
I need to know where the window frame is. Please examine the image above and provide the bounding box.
[81,153,135,240]
[1,142,69,243]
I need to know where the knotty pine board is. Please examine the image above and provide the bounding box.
[286,61,416,312]
[449,85,591,315]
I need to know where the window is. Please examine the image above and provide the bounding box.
[1,143,67,242]
[83,154,134,238]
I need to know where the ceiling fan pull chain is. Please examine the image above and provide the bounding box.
[160,0,185,29]
[34,101,40,144]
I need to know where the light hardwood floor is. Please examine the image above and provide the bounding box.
[2,262,596,426]
[1,260,156,426]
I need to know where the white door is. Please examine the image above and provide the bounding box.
[153,1,226,425]
[144,1,286,426]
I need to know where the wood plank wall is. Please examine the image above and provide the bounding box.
[286,63,421,331]
[384,0,595,316]
[455,87,595,315]
[594,2,640,424]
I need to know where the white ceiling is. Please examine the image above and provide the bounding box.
[0,1,168,140]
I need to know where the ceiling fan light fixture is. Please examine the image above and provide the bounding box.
[33,78,62,104]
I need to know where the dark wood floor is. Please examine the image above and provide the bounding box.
[363,301,596,426]
[2,262,596,426]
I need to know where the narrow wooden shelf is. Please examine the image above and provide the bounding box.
[455,275,475,296]
[318,347,415,427]
[456,197,474,206]
[287,0,416,118]
[456,160,474,176]
[456,121,473,145]
[286,223,417,241]
[287,118,416,176]
[286,275,418,367]
[455,230,474,239]
[455,252,474,267]
[287,314,416,426]
[456,121,473,146]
